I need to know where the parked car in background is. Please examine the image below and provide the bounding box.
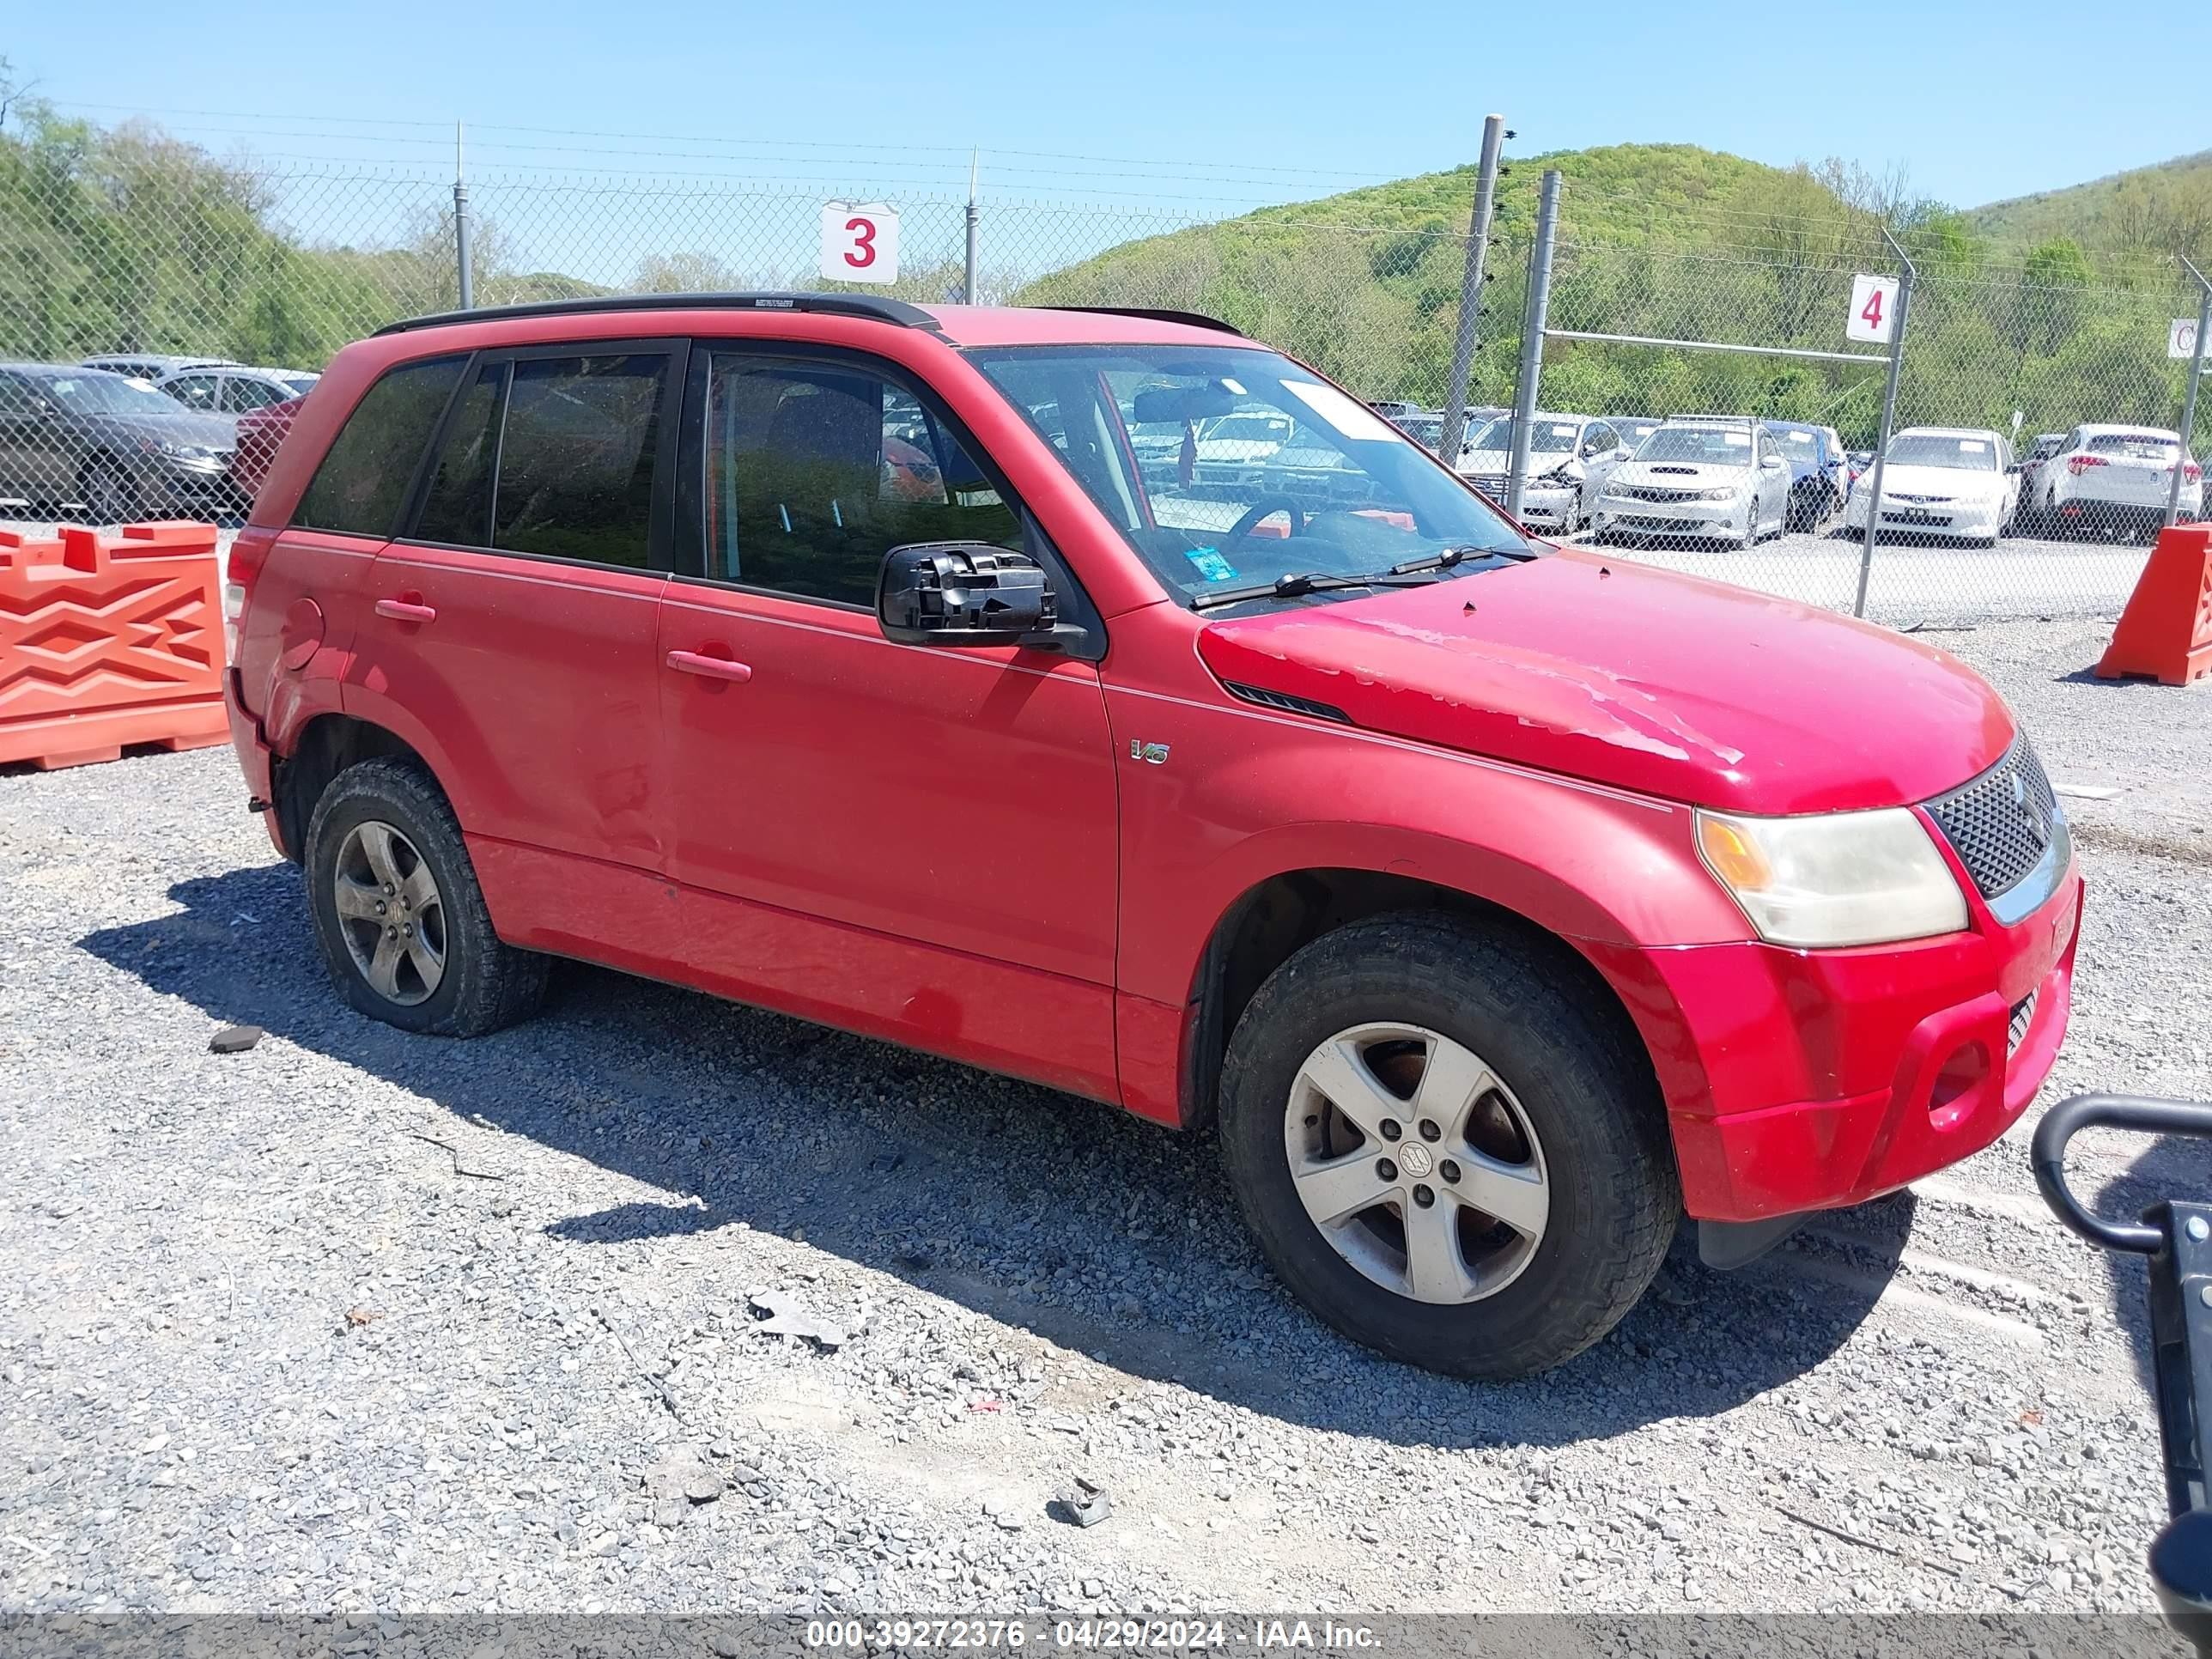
[1457,411,1633,535]
[155,365,321,423]
[82,351,237,385]
[2018,424,2201,539]
[223,291,2081,1381]
[230,395,306,505]
[1845,450,1874,492]
[1763,420,1847,530]
[2014,433,2069,526]
[1843,427,2019,547]
[1592,416,1792,547]
[0,362,240,521]
[1390,408,1507,473]
[1607,416,1662,453]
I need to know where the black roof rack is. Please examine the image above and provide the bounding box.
[1039,306,1244,337]
[373,290,941,337]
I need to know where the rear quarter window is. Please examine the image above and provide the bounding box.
[293,356,466,537]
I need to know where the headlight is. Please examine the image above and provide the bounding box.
[1699,486,1738,501]
[1695,807,1967,947]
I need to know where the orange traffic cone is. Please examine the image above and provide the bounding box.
[2096,523,2212,687]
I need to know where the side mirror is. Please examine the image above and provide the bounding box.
[878,543,1060,647]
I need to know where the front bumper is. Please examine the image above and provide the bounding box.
[1845,493,2003,538]
[1590,860,2083,1223]
[1593,497,1741,539]
[1517,483,1577,524]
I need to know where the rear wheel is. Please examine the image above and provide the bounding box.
[305,757,547,1036]
[1218,912,1677,1379]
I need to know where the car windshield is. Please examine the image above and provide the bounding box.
[1468,416,1578,454]
[1615,421,1659,446]
[1887,434,1997,471]
[1770,428,1818,453]
[1633,426,1755,465]
[967,344,1533,608]
[1395,417,1444,450]
[36,372,180,416]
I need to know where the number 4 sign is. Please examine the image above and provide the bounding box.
[1848,273,1899,344]
[820,203,900,286]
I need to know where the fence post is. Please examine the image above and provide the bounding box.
[453,121,475,311]
[1439,115,1507,466]
[1852,228,1915,619]
[1504,168,1560,522]
[2168,257,2210,530]
[964,149,981,306]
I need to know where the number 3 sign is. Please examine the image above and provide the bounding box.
[820,202,900,286]
[1847,273,1899,345]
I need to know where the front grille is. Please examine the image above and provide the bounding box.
[2007,992,2038,1056]
[1882,510,1954,526]
[1625,486,1699,503]
[1468,473,1507,495]
[1222,682,1352,724]
[1926,740,2063,902]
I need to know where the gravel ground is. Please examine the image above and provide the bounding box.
[2,615,2209,1625]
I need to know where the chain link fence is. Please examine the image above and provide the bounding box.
[1,112,2203,626]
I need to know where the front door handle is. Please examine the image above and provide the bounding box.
[665,649,753,684]
[374,598,437,623]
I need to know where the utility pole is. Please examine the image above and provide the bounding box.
[1504,169,1560,521]
[2167,256,2210,530]
[1852,227,1916,618]
[964,149,981,306]
[1439,115,1508,467]
[453,120,476,310]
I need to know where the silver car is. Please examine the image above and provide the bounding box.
[1593,416,1794,546]
[153,364,321,425]
[1456,412,1634,534]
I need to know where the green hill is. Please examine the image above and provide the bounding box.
[1970,149,2212,260]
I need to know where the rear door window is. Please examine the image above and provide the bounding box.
[294,356,467,537]
[489,354,669,569]
[222,376,290,414]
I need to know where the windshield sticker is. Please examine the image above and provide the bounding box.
[1281,380,1401,444]
[1184,546,1239,583]
[1550,424,1576,437]
[1958,439,1987,452]
[1723,432,1751,447]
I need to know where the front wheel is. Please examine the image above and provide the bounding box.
[305,757,548,1036]
[1218,913,1678,1379]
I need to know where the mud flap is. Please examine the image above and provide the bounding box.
[1698,1212,1809,1271]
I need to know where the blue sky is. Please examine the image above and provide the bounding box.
[7,2,2205,236]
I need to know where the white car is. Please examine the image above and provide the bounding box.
[2019,423,2203,539]
[1456,412,1634,535]
[1590,416,1793,547]
[1843,426,2019,547]
[154,364,322,425]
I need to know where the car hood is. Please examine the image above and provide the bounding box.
[1607,459,1753,493]
[1866,463,2005,500]
[1194,550,2014,814]
[70,408,237,449]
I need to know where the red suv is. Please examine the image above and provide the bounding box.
[224,295,2081,1378]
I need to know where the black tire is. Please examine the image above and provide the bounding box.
[305,757,548,1037]
[1218,911,1678,1379]
[79,457,138,526]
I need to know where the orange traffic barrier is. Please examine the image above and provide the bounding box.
[2096,522,2212,688]
[0,520,228,770]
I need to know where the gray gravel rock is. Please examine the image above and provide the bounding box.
[0,616,2203,1619]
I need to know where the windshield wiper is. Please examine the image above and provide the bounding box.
[1188,569,1440,611]
[1387,543,1535,576]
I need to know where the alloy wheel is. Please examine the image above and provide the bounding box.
[332,819,447,1006]
[1282,1022,1549,1304]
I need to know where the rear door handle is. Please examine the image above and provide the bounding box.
[665,649,753,684]
[374,598,437,623]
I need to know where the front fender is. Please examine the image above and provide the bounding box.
[1108,687,1753,1012]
